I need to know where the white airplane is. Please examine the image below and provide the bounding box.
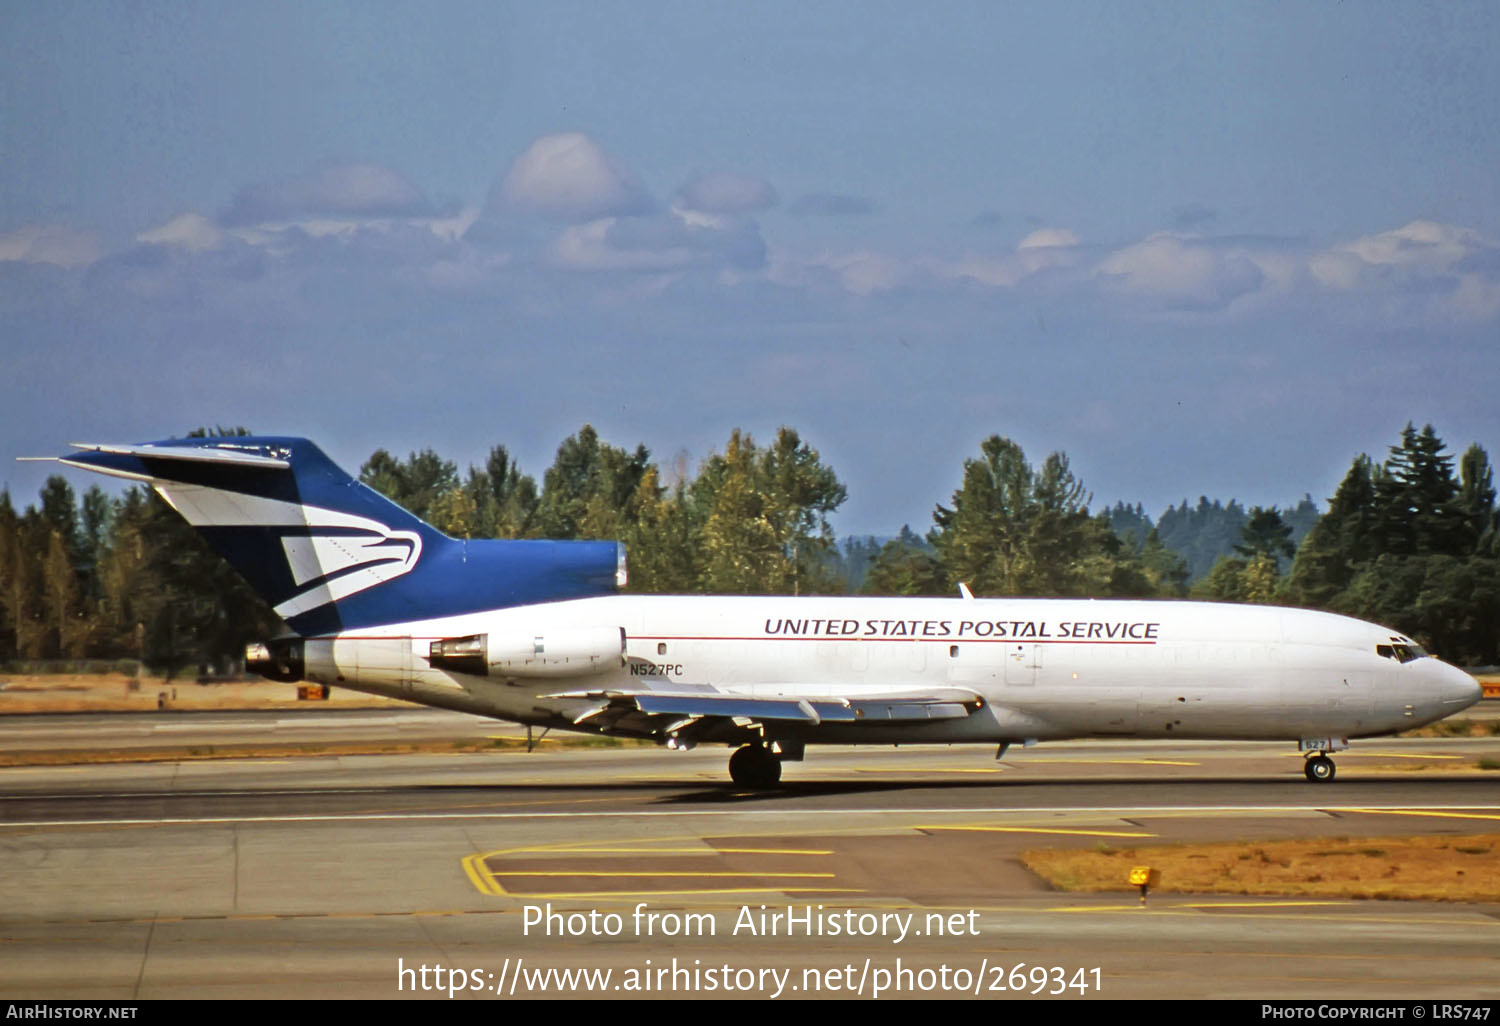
[37,436,1482,787]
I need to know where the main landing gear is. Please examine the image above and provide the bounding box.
[728,744,782,789]
[1303,753,1337,782]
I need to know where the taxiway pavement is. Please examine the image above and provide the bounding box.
[1,713,1497,1000]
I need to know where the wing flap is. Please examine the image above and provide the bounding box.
[635,694,823,722]
[844,700,972,721]
[544,686,981,727]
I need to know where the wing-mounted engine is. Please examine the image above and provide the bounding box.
[427,627,626,678]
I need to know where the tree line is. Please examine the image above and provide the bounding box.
[1,422,1495,674]
[1274,424,1498,663]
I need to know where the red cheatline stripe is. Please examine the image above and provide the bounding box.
[634,635,1156,646]
[310,633,1156,645]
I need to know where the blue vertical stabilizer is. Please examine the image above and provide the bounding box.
[53,438,624,636]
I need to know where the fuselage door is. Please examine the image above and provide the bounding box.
[1004,643,1041,686]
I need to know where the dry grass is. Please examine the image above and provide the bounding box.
[1022,834,1500,902]
[1405,718,1500,738]
[0,672,414,713]
[0,733,647,767]
[0,673,651,765]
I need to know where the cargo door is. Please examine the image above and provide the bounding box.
[1004,643,1041,686]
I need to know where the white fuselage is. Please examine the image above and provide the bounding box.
[299,596,1482,746]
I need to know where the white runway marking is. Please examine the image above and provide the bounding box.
[3,802,1497,829]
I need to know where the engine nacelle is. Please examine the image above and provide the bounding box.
[246,638,305,682]
[428,627,626,678]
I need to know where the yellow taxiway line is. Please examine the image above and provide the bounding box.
[915,824,1155,838]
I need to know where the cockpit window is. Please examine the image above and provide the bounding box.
[1376,643,1427,663]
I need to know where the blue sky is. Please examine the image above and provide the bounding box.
[3,1,1497,536]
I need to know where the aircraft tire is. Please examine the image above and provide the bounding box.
[1304,755,1336,782]
[728,745,782,789]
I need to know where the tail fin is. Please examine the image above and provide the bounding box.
[44,437,624,635]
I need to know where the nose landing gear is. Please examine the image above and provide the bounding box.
[1299,737,1346,782]
[1303,753,1336,782]
[728,744,782,789]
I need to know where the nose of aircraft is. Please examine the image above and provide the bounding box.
[1433,660,1483,711]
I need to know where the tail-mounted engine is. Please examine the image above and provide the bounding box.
[427,626,626,678]
[245,638,306,682]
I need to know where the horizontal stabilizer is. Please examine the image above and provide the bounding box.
[21,442,293,478]
[66,443,292,469]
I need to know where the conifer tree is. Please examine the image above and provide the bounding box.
[931,437,1160,597]
[533,426,652,540]
[476,445,540,539]
[1458,443,1497,555]
[1372,423,1465,557]
[1234,506,1296,567]
[359,448,460,523]
[0,491,17,659]
[862,526,946,596]
[1283,455,1375,607]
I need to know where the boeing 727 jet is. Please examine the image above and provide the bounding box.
[34,436,1482,787]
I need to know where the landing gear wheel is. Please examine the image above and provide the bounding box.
[728,745,782,789]
[1304,754,1336,782]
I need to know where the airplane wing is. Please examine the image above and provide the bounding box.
[541,683,984,733]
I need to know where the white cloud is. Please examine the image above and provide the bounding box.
[495,133,650,223]
[1241,249,1303,295]
[220,163,434,226]
[673,171,777,216]
[1448,273,1500,322]
[765,248,910,295]
[781,220,1497,323]
[1311,220,1491,282]
[1312,220,1487,290]
[427,206,482,243]
[820,251,911,296]
[1017,227,1080,250]
[1308,249,1362,290]
[0,224,101,268]
[948,227,1083,287]
[136,213,223,252]
[426,250,511,292]
[548,218,690,272]
[1095,233,1265,311]
[1308,220,1500,323]
[788,226,1084,295]
[546,210,767,274]
[1341,220,1480,271]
